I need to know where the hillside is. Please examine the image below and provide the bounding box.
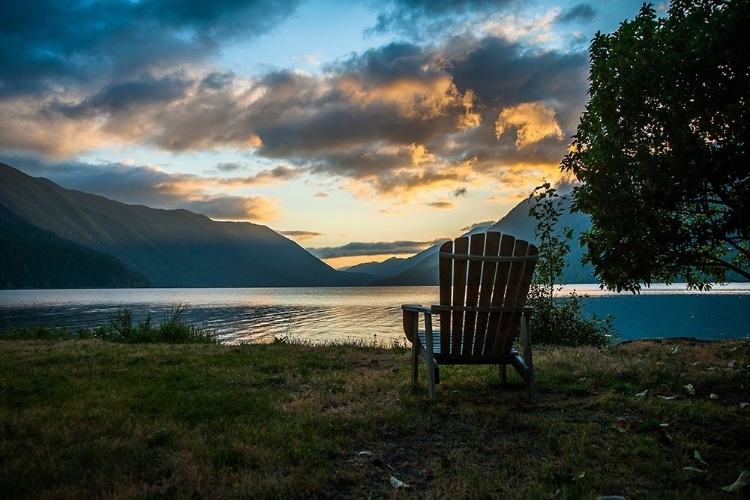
[0,203,151,289]
[0,162,366,288]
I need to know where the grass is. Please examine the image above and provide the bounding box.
[0,337,748,498]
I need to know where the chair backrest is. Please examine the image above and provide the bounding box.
[435,231,538,361]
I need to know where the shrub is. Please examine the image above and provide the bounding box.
[103,305,215,344]
[527,181,617,347]
[0,305,216,344]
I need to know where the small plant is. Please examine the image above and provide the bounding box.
[106,305,215,344]
[527,180,616,347]
[0,305,216,344]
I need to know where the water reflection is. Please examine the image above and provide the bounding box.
[1,285,748,344]
[0,287,440,345]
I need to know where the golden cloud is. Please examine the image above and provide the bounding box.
[337,75,467,120]
[495,102,564,148]
[408,143,437,166]
[457,89,481,130]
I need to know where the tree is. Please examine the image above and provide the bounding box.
[561,0,750,292]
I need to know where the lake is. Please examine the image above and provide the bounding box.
[0,284,748,345]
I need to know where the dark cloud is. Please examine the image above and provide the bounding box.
[308,240,435,259]
[453,187,468,197]
[52,74,192,119]
[0,0,301,98]
[448,36,588,128]
[219,165,302,186]
[279,230,322,241]
[216,162,242,172]
[367,0,515,40]
[201,71,237,91]
[557,3,597,24]
[426,201,455,210]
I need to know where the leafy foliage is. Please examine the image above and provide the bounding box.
[562,0,750,292]
[527,181,616,348]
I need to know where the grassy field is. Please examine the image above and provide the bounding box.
[1,337,748,498]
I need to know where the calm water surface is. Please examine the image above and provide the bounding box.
[0,284,748,344]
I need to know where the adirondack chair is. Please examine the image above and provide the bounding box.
[402,231,538,401]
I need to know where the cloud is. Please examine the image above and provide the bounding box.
[220,165,303,187]
[0,0,302,99]
[495,102,564,148]
[426,200,455,209]
[460,220,495,232]
[557,4,597,24]
[308,240,436,259]
[279,230,322,241]
[367,0,515,40]
[215,162,242,172]
[453,187,468,197]
[0,9,589,202]
[6,155,280,221]
[181,195,280,221]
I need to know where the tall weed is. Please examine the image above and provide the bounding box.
[528,181,617,347]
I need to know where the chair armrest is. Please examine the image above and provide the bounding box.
[402,304,433,314]
[401,304,433,343]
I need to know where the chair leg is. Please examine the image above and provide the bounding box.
[411,341,419,384]
[426,355,437,401]
[499,364,507,384]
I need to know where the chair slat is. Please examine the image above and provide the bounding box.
[462,233,485,357]
[494,239,530,356]
[450,236,469,356]
[474,231,500,356]
[484,234,515,355]
[438,239,453,355]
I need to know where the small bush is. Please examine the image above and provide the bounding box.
[0,304,216,344]
[528,292,616,348]
[103,305,215,344]
[528,180,617,348]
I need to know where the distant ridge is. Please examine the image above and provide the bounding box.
[367,197,596,286]
[0,162,367,288]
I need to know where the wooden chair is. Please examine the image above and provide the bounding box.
[402,232,538,401]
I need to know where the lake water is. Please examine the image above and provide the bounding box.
[0,284,748,345]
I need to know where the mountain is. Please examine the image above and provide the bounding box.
[487,196,595,284]
[343,257,408,279]
[0,203,151,289]
[0,162,366,288]
[369,197,595,286]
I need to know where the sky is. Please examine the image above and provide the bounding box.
[0,0,658,268]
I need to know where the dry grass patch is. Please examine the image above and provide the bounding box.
[0,338,748,498]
